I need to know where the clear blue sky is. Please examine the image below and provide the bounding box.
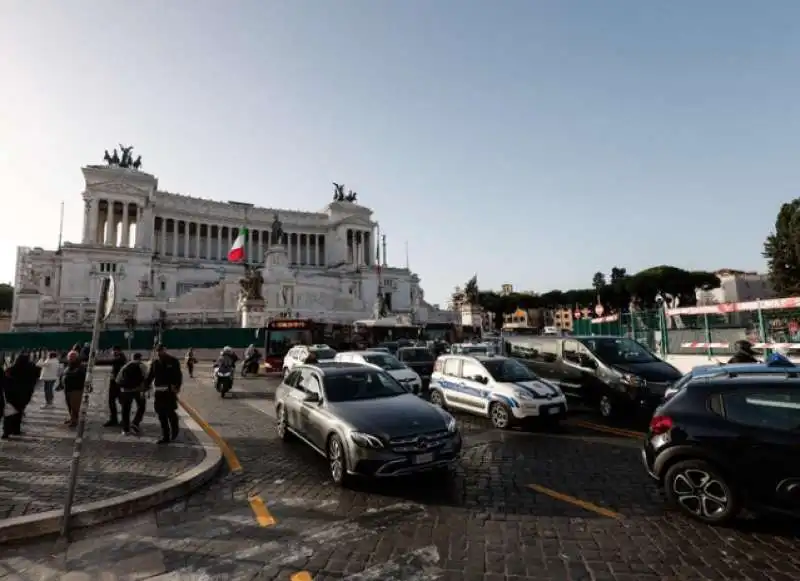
[2,1,799,305]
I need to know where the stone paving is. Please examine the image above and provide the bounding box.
[0,370,205,521]
[2,367,799,581]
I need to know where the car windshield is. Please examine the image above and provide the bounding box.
[399,348,434,362]
[311,348,337,360]
[363,353,406,370]
[461,345,489,355]
[482,358,538,382]
[581,337,657,364]
[324,370,408,402]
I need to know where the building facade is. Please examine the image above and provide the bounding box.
[12,155,451,330]
[695,269,776,305]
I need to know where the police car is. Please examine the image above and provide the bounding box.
[429,354,568,429]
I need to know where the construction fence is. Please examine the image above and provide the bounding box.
[572,296,800,356]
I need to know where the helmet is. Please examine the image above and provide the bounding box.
[223,346,233,354]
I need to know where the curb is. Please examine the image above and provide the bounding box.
[0,406,224,544]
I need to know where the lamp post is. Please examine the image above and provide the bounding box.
[124,316,136,356]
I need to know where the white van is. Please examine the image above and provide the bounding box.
[429,354,567,429]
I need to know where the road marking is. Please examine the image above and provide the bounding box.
[290,573,313,581]
[248,494,277,526]
[178,396,243,473]
[568,418,644,439]
[527,483,624,519]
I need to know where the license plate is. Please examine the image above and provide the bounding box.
[548,407,560,415]
[414,453,434,464]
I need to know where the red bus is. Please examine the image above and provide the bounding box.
[262,319,319,370]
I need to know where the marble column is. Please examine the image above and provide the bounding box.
[216,226,223,260]
[183,222,190,257]
[173,220,180,256]
[318,235,324,266]
[82,200,90,242]
[206,225,212,259]
[121,203,130,247]
[160,218,167,254]
[89,199,100,244]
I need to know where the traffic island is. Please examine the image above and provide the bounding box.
[0,375,223,543]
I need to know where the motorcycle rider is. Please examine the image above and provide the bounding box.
[244,344,255,360]
[213,347,237,394]
[728,340,759,364]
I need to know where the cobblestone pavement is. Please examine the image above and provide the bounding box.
[0,370,205,520]
[2,365,799,581]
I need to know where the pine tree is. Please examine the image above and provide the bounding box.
[763,199,800,295]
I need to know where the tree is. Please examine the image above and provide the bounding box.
[0,284,12,312]
[625,266,720,309]
[591,272,606,292]
[463,275,479,304]
[763,199,800,295]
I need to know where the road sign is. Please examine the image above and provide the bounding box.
[123,330,134,339]
[102,276,116,322]
[574,310,581,319]
[595,304,605,316]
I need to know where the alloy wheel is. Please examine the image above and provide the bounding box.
[276,407,287,439]
[329,437,345,484]
[490,403,509,429]
[672,468,729,520]
[430,390,444,407]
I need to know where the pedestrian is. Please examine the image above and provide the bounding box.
[117,353,150,435]
[184,348,196,378]
[0,359,6,436]
[146,344,183,444]
[103,346,128,428]
[37,351,62,408]
[60,350,87,428]
[2,352,41,439]
[728,340,759,364]
[79,342,90,363]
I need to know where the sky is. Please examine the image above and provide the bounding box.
[2,1,799,305]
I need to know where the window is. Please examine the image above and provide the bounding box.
[284,370,302,388]
[562,340,580,364]
[483,358,537,382]
[723,389,800,432]
[537,340,558,363]
[434,358,444,373]
[305,373,323,396]
[324,369,407,402]
[443,358,461,377]
[460,360,486,381]
[581,337,656,364]
[44,276,51,287]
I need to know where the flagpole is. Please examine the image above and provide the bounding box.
[57,201,64,250]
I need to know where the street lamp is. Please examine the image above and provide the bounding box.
[124,316,136,355]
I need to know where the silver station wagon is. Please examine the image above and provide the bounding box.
[274,361,462,486]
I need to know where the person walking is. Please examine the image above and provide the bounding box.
[37,351,62,408]
[146,344,183,444]
[2,353,41,439]
[103,346,128,427]
[728,340,759,364]
[61,351,87,428]
[117,353,150,435]
[184,348,196,378]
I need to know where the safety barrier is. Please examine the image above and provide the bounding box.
[681,342,800,350]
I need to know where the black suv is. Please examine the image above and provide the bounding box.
[642,369,800,525]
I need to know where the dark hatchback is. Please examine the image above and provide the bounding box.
[396,347,436,390]
[505,335,682,419]
[642,370,800,525]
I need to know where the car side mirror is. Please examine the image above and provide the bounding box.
[304,392,320,403]
[476,375,489,384]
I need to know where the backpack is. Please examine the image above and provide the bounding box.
[117,361,145,390]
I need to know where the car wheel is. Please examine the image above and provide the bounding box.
[489,401,513,430]
[276,405,292,441]
[327,435,350,487]
[663,459,740,525]
[598,395,614,418]
[429,389,446,409]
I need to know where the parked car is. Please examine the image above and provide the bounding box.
[282,344,337,376]
[396,347,436,390]
[429,354,567,429]
[274,362,462,486]
[505,335,682,419]
[662,362,800,402]
[334,351,423,394]
[642,367,800,525]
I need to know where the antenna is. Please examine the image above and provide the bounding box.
[57,201,65,249]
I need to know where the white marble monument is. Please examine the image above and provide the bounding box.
[11,147,455,330]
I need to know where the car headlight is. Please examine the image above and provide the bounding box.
[620,373,643,387]
[350,432,384,449]
[444,414,457,433]
[512,388,534,400]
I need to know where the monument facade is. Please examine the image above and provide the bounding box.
[12,147,454,330]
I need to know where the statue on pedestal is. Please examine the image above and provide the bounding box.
[269,213,284,246]
[239,265,264,301]
[373,294,388,319]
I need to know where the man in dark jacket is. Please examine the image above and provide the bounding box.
[61,351,87,427]
[104,346,128,427]
[117,353,149,435]
[2,353,41,439]
[146,344,183,444]
[728,340,759,364]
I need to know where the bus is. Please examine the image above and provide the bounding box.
[353,318,421,346]
[262,319,320,370]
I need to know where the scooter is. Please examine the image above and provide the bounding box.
[241,352,261,377]
[214,366,234,397]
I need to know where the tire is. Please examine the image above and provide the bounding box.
[327,435,350,487]
[663,459,740,525]
[429,389,446,409]
[489,401,513,430]
[598,394,614,419]
[276,405,292,441]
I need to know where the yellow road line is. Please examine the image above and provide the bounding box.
[290,572,313,581]
[178,396,243,473]
[248,494,277,526]
[569,419,644,439]
[527,483,624,520]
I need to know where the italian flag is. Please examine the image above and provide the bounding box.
[227,228,247,262]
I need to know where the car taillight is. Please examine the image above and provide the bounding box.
[649,415,673,435]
